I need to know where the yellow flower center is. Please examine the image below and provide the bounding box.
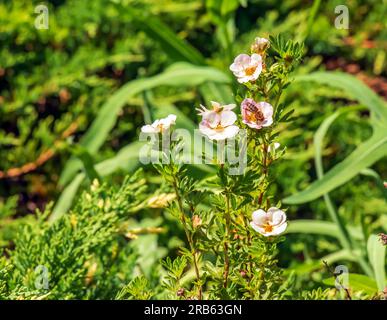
[263,224,273,233]
[245,66,256,76]
[215,124,225,132]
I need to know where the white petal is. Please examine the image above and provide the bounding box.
[220,111,237,127]
[250,53,262,65]
[272,211,286,226]
[261,117,273,127]
[252,209,267,226]
[221,125,239,139]
[260,102,273,118]
[267,207,286,225]
[252,64,262,80]
[270,222,288,236]
[197,104,209,115]
[222,104,236,111]
[141,125,158,133]
[229,62,241,73]
[233,54,251,67]
[199,123,215,138]
[237,76,250,83]
[242,120,262,130]
[250,222,266,234]
[210,101,221,109]
[166,114,177,124]
[204,112,221,128]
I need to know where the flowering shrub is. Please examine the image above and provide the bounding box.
[137,35,305,300]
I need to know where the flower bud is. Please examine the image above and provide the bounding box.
[240,270,247,278]
[251,37,270,55]
[177,288,185,297]
[192,215,202,228]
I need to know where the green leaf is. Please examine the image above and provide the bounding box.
[71,145,101,183]
[59,63,231,186]
[50,174,85,223]
[284,72,387,204]
[367,234,386,291]
[323,273,378,296]
[284,131,387,204]
[294,72,387,124]
[128,9,205,65]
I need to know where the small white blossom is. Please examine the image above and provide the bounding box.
[229,53,262,83]
[197,101,239,141]
[250,207,288,237]
[141,114,177,133]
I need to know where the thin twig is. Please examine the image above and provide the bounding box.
[0,121,78,179]
[323,260,352,300]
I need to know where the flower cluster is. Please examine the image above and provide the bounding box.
[141,37,288,237]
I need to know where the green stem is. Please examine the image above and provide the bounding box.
[172,176,203,299]
[223,187,231,288]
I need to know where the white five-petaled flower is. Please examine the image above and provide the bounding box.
[251,37,270,55]
[229,54,263,83]
[250,207,288,237]
[141,114,177,133]
[241,98,273,129]
[197,101,239,141]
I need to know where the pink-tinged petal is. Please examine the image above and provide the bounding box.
[266,207,278,219]
[259,102,273,118]
[269,209,286,226]
[199,123,215,138]
[221,125,239,139]
[251,64,262,80]
[234,54,251,65]
[166,114,177,123]
[220,111,237,127]
[271,222,288,236]
[210,101,221,109]
[229,62,241,73]
[230,54,250,72]
[250,53,262,65]
[243,120,262,129]
[196,104,209,116]
[237,76,250,83]
[261,117,273,127]
[203,112,220,128]
[252,209,267,226]
[223,104,236,111]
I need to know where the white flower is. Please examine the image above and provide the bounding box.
[241,98,273,129]
[250,207,288,237]
[141,114,177,133]
[197,101,239,141]
[229,54,262,83]
[251,37,270,54]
